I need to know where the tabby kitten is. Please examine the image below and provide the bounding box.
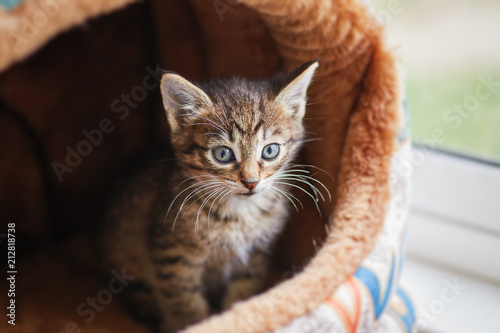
[102,61,320,333]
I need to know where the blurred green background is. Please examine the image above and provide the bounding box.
[370,0,500,162]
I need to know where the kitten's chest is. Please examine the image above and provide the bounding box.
[204,193,287,263]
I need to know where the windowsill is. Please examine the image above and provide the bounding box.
[403,147,500,332]
[406,147,500,282]
[403,255,500,333]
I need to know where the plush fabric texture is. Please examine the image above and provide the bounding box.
[0,0,414,332]
[0,0,133,72]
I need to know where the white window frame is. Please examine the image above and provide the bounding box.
[406,144,500,283]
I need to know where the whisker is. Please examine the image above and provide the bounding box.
[305,101,328,106]
[272,167,329,209]
[188,122,226,132]
[269,187,298,212]
[180,185,219,234]
[184,183,225,211]
[276,174,331,201]
[290,163,334,181]
[207,189,231,230]
[276,165,331,201]
[166,179,219,220]
[274,176,326,202]
[299,138,324,143]
[303,116,326,120]
[270,186,302,211]
[195,188,222,235]
[273,169,310,177]
[202,132,224,137]
[267,189,281,202]
[298,174,331,201]
[169,181,222,231]
[177,113,227,134]
[274,181,322,218]
[268,116,282,129]
[220,108,230,128]
[274,181,318,204]
[206,106,229,131]
[280,188,305,210]
[170,175,218,196]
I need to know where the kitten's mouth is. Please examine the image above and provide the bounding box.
[238,191,256,197]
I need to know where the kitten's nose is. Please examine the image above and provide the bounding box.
[241,179,259,190]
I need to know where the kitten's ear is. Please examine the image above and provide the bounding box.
[275,61,318,119]
[160,73,213,132]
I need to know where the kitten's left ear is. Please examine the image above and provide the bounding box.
[275,61,319,119]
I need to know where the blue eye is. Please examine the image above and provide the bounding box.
[262,144,280,160]
[212,146,234,163]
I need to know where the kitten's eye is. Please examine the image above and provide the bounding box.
[212,146,234,163]
[262,144,280,160]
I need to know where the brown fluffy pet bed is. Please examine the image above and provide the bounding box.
[0,0,415,332]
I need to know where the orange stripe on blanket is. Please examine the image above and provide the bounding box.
[325,277,362,333]
[348,278,361,330]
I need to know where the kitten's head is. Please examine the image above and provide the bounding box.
[160,61,318,197]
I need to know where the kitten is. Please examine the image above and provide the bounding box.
[101,61,320,333]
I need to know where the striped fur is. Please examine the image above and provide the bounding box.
[101,62,319,333]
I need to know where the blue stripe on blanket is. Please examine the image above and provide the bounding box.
[0,0,22,11]
[354,254,396,319]
[395,287,416,333]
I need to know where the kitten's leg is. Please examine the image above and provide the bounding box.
[120,279,162,324]
[222,250,268,310]
[150,235,209,333]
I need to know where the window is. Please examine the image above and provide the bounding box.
[369,1,500,332]
[371,0,500,163]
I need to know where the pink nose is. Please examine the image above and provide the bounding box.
[241,180,259,190]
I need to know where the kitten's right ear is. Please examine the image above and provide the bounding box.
[160,73,213,132]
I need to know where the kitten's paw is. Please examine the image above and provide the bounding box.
[158,293,210,332]
[222,278,262,310]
